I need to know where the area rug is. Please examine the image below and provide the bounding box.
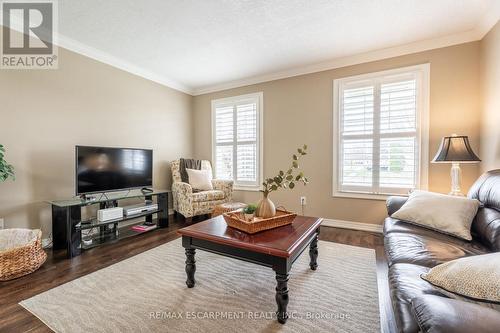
[20,238,380,333]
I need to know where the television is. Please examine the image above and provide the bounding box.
[76,146,153,195]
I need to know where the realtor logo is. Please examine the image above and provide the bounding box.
[1,0,58,69]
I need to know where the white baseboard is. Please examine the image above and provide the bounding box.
[322,219,383,233]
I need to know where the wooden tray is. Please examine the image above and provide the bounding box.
[223,209,297,234]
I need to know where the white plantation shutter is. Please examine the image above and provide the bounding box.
[236,103,257,182]
[212,93,262,189]
[334,65,429,196]
[215,105,234,179]
[341,86,374,188]
[379,79,418,189]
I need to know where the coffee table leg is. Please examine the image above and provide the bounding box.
[275,273,289,324]
[185,248,196,288]
[309,230,319,270]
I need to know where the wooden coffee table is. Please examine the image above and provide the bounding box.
[177,215,322,324]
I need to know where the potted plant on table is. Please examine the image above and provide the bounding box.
[243,204,257,221]
[0,145,15,182]
[257,145,309,218]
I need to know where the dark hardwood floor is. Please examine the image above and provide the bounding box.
[0,215,395,333]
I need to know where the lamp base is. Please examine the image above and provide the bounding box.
[449,162,464,196]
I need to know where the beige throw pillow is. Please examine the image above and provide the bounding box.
[392,190,480,240]
[186,168,213,191]
[421,253,500,310]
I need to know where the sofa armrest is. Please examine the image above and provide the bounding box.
[212,179,233,200]
[386,196,408,215]
[411,295,500,333]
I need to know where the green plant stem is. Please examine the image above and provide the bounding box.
[262,145,308,196]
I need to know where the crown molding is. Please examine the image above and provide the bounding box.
[192,29,483,95]
[1,17,194,95]
[193,8,499,96]
[56,34,194,95]
[3,6,498,97]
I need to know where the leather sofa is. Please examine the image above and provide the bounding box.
[384,169,500,333]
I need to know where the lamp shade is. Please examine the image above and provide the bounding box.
[432,135,481,163]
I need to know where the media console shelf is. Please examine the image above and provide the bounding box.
[48,189,170,258]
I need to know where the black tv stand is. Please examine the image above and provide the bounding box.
[79,193,98,201]
[48,189,170,258]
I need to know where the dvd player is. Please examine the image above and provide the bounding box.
[123,203,159,216]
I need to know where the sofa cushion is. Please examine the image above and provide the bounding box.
[384,217,466,239]
[391,190,480,240]
[468,169,500,251]
[471,207,500,252]
[384,225,488,268]
[191,190,225,202]
[384,218,492,249]
[388,263,443,333]
[411,295,500,333]
[421,252,500,310]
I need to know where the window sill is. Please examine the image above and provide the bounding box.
[332,191,408,201]
[234,186,262,192]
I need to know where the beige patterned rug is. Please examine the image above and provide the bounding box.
[20,238,380,333]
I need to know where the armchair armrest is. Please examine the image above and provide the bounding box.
[172,182,193,203]
[212,179,233,201]
[411,295,500,333]
[172,181,193,194]
[386,196,408,216]
[171,182,194,217]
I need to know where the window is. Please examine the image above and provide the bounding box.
[212,92,263,190]
[333,64,429,198]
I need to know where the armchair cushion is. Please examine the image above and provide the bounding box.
[192,190,225,202]
[186,168,213,191]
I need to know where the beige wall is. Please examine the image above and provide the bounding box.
[193,42,481,224]
[480,21,500,172]
[0,45,193,235]
[0,33,486,231]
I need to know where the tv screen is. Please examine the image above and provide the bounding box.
[76,146,153,195]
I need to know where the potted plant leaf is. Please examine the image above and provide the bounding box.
[243,204,257,221]
[257,145,309,218]
[0,145,15,182]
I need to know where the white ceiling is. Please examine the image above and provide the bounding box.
[56,0,499,95]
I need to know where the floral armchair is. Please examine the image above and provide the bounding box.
[171,160,233,220]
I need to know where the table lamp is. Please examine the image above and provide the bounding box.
[432,134,481,196]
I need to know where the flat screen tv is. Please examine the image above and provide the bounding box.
[76,146,153,195]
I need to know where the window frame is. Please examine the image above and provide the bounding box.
[332,64,430,200]
[211,92,264,191]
